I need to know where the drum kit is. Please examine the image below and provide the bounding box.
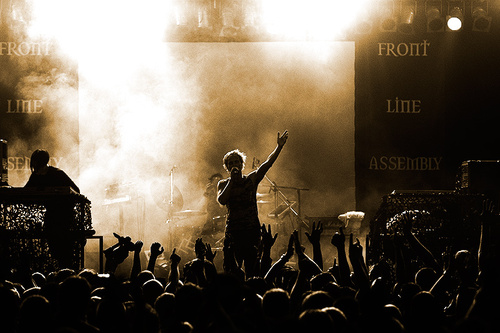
[148,164,313,252]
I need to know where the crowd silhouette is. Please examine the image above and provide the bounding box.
[0,199,498,333]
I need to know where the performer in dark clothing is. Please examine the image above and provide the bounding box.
[218,130,288,277]
[25,149,80,192]
[24,149,81,270]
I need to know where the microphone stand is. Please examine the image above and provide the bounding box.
[252,157,309,237]
[265,175,309,229]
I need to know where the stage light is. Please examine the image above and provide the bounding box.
[472,0,491,32]
[446,1,464,31]
[220,0,241,40]
[378,0,397,32]
[425,0,445,32]
[398,1,416,34]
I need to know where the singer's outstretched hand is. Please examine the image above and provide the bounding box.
[277,130,289,147]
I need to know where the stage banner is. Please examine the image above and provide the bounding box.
[0,5,79,187]
[355,32,500,222]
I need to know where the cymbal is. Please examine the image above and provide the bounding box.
[173,210,207,217]
[257,200,272,204]
[150,180,184,212]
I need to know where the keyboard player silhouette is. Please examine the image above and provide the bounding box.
[24,149,81,270]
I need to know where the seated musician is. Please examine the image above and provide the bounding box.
[24,149,81,270]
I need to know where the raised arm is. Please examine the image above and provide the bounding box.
[264,233,294,284]
[130,240,144,280]
[348,233,370,291]
[254,130,288,183]
[260,223,278,276]
[305,221,324,270]
[401,211,441,273]
[165,248,181,293]
[330,227,354,288]
[147,242,164,274]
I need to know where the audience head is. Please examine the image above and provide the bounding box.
[31,271,47,288]
[57,275,92,319]
[245,276,271,297]
[142,278,164,306]
[18,294,52,333]
[323,306,348,332]
[262,288,291,320]
[415,267,438,291]
[302,290,334,311]
[310,272,337,291]
[298,308,335,332]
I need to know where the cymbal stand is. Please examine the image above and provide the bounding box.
[166,165,177,251]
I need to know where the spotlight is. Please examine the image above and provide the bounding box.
[398,1,416,34]
[379,0,397,32]
[472,0,491,32]
[446,1,464,31]
[425,0,445,32]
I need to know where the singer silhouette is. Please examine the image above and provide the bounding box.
[218,130,289,278]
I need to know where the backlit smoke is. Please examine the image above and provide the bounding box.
[7,1,361,267]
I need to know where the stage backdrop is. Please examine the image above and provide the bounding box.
[355,31,500,226]
[78,42,357,257]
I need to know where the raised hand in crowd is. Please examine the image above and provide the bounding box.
[130,239,144,280]
[330,227,353,287]
[294,230,322,277]
[147,241,164,274]
[290,230,322,308]
[165,248,181,293]
[264,232,294,285]
[348,233,369,291]
[260,223,278,276]
[401,211,441,273]
[184,237,217,287]
[305,221,324,270]
[205,242,217,263]
[184,254,208,287]
[391,218,411,285]
[328,258,340,282]
[195,238,206,260]
[463,199,499,327]
[222,237,245,281]
[103,232,135,274]
[476,198,499,285]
